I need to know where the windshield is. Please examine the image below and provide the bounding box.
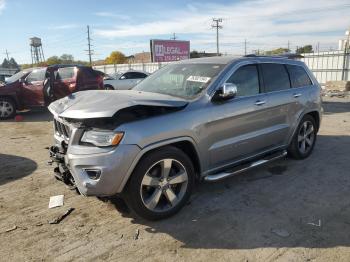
[5,70,31,84]
[134,63,225,99]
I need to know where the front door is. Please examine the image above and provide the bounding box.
[21,68,46,107]
[205,63,271,171]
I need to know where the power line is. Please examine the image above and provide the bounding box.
[211,18,223,56]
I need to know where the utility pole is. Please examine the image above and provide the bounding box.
[244,39,247,55]
[287,41,290,51]
[212,18,223,56]
[86,25,93,65]
[4,49,10,60]
[170,33,177,40]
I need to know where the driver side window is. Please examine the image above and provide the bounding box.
[26,69,46,83]
[226,65,260,97]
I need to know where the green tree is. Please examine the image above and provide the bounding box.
[9,58,19,69]
[105,51,127,64]
[265,48,290,55]
[296,45,313,54]
[2,59,10,68]
[46,56,62,65]
[60,54,74,64]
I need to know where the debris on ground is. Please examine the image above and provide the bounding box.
[134,229,140,240]
[49,208,74,224]
[271,228,290,238]
[2,225,18,233]
[48,195,64,209]
[10,136,27,140]
[307,219,322,227]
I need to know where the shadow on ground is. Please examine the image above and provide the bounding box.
[0,154,38,185]
[323,100,350,114]
[110,134,350,249]
[2,108,52,123]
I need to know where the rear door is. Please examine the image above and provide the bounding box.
[285,64,314,135]
[259,63,295,147]
[21,68,46,106]
[77,67,102,91]
[53,67,77,99]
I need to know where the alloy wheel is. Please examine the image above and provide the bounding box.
[140,158,188,212]
[0,100,14,118]
[297,120,315,154]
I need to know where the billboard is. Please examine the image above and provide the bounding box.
[150,39,190,62]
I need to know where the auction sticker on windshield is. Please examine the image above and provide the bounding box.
[187,76,211,83]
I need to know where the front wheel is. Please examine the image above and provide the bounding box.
[0,97,16,120]
[288,115,317,159]
[124,146,195,220]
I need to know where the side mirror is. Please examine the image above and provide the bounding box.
[212,83,238,102]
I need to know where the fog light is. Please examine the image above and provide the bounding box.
[84,169,101,180]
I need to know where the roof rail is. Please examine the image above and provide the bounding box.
[244,53,304,59]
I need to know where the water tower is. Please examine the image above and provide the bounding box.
[30,37,45,65]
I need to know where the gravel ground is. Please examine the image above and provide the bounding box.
[0,97,349,262]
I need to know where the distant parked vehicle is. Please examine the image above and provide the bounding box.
[0,65,104,119]
[103,70,149,90]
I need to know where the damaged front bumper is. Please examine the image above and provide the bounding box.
[49,142,141,197]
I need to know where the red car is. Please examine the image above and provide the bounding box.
[0,65,104,119]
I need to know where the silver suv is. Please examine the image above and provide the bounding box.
[49,56,322,220]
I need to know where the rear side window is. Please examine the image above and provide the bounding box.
[81,68,99,79]
[226,64,260,97]
[261,63,290,92]
[26,69,46,82]
[56,67,75,80]
[120,72,147,80]
[286,65,312,88]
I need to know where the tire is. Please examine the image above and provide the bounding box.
[104,85,114,90]
[0,97,16,120]
[124,146,195,220]
[288,115,317,159]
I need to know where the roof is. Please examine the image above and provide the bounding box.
[178,55,304,66]
[179,56,241,64]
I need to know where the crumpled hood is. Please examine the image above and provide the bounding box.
[48,90,188,119]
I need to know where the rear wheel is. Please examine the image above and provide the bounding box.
[104,85,114,90]
[124,146,194,220]
[0,97,16,120]
[288,115,317,159]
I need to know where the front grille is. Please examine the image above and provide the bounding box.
[54,119,72,140]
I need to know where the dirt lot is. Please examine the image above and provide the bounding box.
[0,97,349,262]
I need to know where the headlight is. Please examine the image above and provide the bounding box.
[81,130,124,147]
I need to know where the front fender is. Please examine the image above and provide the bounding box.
[116,136,200,193]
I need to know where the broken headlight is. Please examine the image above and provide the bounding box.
[81,130,124,147]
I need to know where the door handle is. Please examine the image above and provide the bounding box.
[254,100,266,106]
[293,93,302,98]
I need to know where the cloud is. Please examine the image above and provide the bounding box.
[94,12,130,20]
[0,0,5,14]
[94,0,350,53]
